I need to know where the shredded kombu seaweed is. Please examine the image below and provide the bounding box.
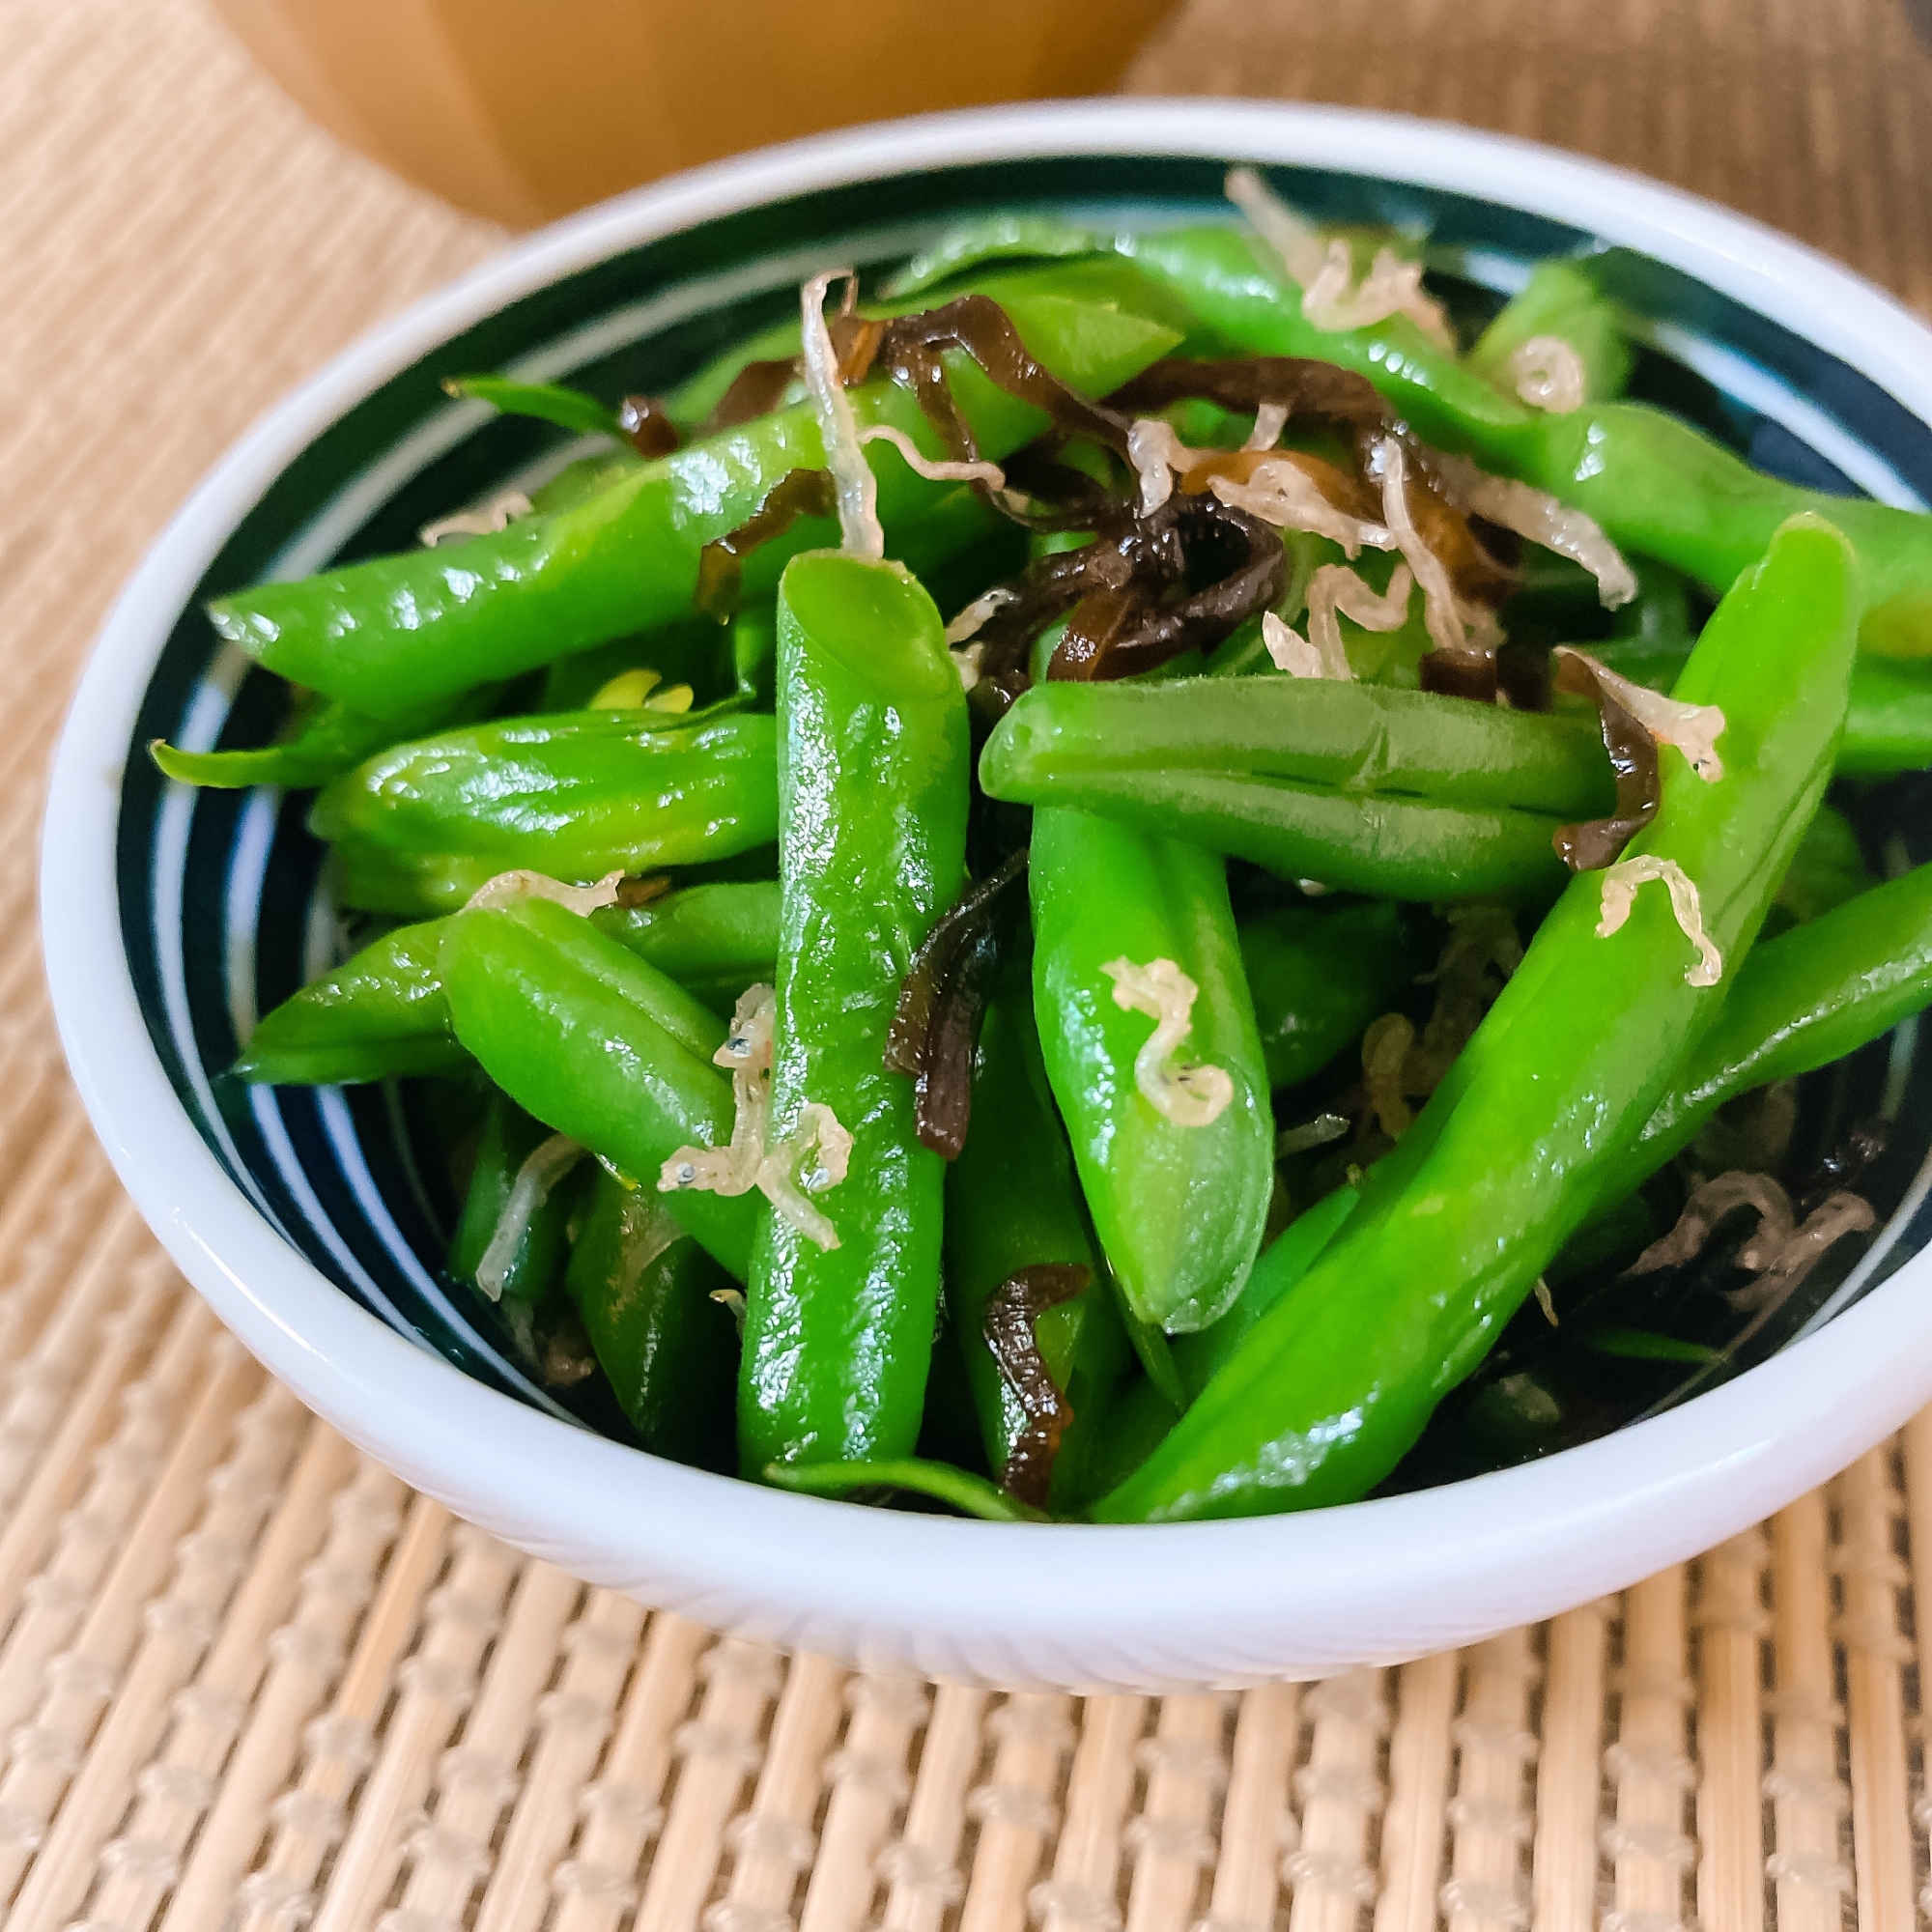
[1495,639,1554,712]
[1109,355,1388,434]
[688,305,1522,700]
[695,468,837,619]
[828,308,885,387]
[1419,647,1500,705]
[952,374,1514,695]
[1410,496,1520,610]
[982,1263,1091,1507]
[997,443,1120,530]
[1048,497,1287,681]
[1551,650,1662,870]
[612,872,672,911]
[863,294,1132,467]
[963,491,1286,698]
[701,358,798,437]
[1113,363,1520,606]
[617,394,680,459]
[1419,632,1552,710]
[885,850,1029,1157]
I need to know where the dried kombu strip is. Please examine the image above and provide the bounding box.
[1079,497,1287,679]
[1177,444,1381,525]
[1495,639,1554,713]
[1551,651,1662,870]
[975,492,1283,689]
[694,468,837,619]
[1419,647,1500,705]
[970,542,1135,686]
[1112,360,1518,609]
[700,358,798,437]
[828,309,885,386]
[1108,355,1388,432]
[993,441,1122,533]
[617,394,680,459]
[885,850,1030,1158]
[1406,481,1522,609]
[1045,586,1137,681]
[983,1263,1091,1508]
[613,872,672,911]
[872,294,1132,464]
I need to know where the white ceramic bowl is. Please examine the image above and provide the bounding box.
[42,99,1932,1689]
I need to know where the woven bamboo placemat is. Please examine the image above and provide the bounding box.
[8,0,1932,1924]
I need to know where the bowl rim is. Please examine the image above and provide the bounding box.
[41,95,1932,1685]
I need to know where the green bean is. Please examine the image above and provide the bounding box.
[445,375,626,440]
[943,963,1132,1510]
[310,710,777,916]
[1466,259,1633,405]
[212,285,1181,720]
[439,898,757,1278]
[1239,901,1423,1091]
[739,552,970,1469]
[236,922,465,1087]
[235,882,781,1087]
[1098,513,1857,1520]
[152,685,507,792]
[1612,858,1932,1199]
[1030,806,1273,1332]
[448,1093,583,1305]
[981,673,1616,901]
[1170,1182,1360,1403]
[565,1170,739,1468]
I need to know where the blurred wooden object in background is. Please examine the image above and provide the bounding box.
[205,0,1179,226]
[1129,0,1932,316]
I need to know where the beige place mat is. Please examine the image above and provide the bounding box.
[6,0,1932,1923]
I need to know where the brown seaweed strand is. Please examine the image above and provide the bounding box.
[1178,444,1382,524]
[884,850,1030,1159]
[997,441,1122,532]
[617,393,680,458]
[1551,652,1662,870]
[693,467,837,619]
[1409,484,1521,607]
[1496,639,1554,711]
[613,871,673,910]
[828,310,885,387]
[983,1264,1092,1508]
[699,358,797,437]
[915,928,1001,1157]
[978,494,1284,687]
[971,544,1132,684]
[1107,355,1389,431]
[1084,497,1288,680]
[874,294,1132,464]
[1419,648,1500,703]
[1362,431,1523,607]
[1045,588,1136,681]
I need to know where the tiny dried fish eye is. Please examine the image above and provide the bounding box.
[672,1162,696,1187]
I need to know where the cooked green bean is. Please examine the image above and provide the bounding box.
[198,200,1932,1518]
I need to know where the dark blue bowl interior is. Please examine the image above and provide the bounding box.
[117,152,1932,1454]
